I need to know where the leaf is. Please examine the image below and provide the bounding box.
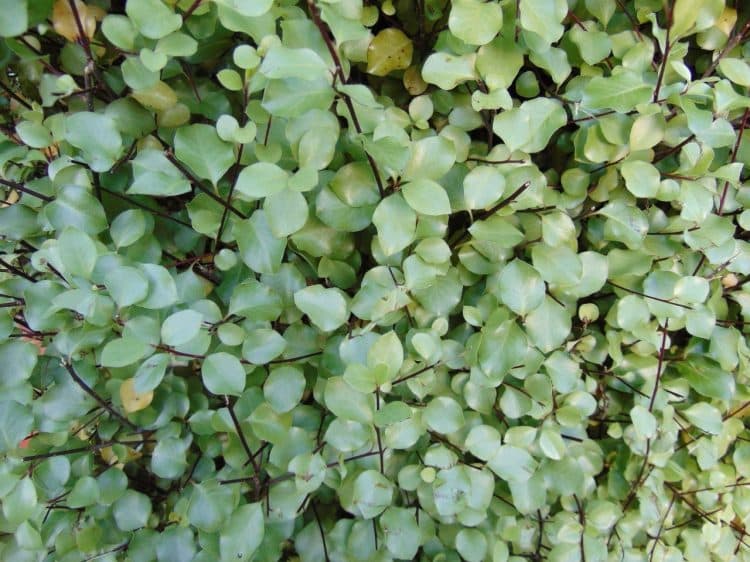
[487,445,537,483]
[681,402,723,435]
[719,58,750,87]
[119,378,154,414]
[367,28,413,76]
[621,160,661,198]
[294,285,348,331]
[401,179,451,216]
[128,149,191,197]
[161,309,203,347]
[201,352,246,396]
[264,189,309,237]
[53,0,96,42]
[519,0,568,44]
[134,353,169,393]
[58,227,98,279]
[235,162,288,200]
[675,356,735,400]
[380,507,420,560]
[65,112,123,172]
[0,401,33,453]
[235,211,287,274]
[449,0,503,46]
[492,259,545,316]
[422,52,477,90]
[262,77,335,118]
[463,166,506,210]
[582,70,653,112]
[325,376,374,424]
[372,194,417,256]
[126,0,182,39]
[351,470,394,519]
[524,296,571,353]
[105,266,149,308]
[0,0,28,37]
[111,209,149,248]
[424,396,464,434]
[493,98,567,153]
[113,490,151,531]
[264,366,306,413]
[100,336,150,368]
[260,45,329,81]
[174,124,235,185]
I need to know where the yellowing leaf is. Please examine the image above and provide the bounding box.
[367,28,413,77]
[119,378,154,414]
[53,0,96,42]
[131,80,178,111]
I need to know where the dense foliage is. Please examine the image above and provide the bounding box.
[1,0,750,560]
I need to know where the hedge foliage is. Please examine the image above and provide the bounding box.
[1,0,750,560]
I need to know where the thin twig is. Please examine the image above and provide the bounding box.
[62,361,138,431]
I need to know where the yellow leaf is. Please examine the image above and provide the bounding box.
[53,0,97,43]
[119,378,154,414]
[366,28,413,77]
[403,66,428,95]
[131,80,178,111]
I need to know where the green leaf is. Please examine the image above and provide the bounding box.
[493,98,567,153]
[681,402,723,435]
[325,376,374,424]
[372,194,417,256]
[134,353,170,393]
[524,296,571,353]
[265,189,309,237]
[58,227,97,279]
[128,149,191,197]
[424,396,464,434]
[3,477,37,525]
[402,179,451,216]
[492,259,545,315]
[0,0,28,37]
[126,0,182,39]
[260,45,329,80]
[675,356,735,400]
[161,310,203,347]
[101,337,150,368]
[719,58,750,87]
[380,507,421,559]
[262,77,335,118]
[487,445,537,483]
[422,52,477,90]
[138,264,179,309]
[351,470,394,519]
[235,162,288,199]
[242,328,286,364]
[621,160,661,198]
[174,124,235,185]
[264,366,306,413]
[0,401,33,453]
[105,266,149,308]
[45,185,108,235]
[113,490,151,531]
[235,211,287,274]
[294,285,348,331]
[520,0,568,44]
[582,70,653,112]
[65,112,123,172]
[187,481,236,533]
[449,0,503,46]
[111,209,150,248]
[201,352,246,396]
[463,166,506,210]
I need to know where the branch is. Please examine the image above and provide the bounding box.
[0,177,53,202]
[22,439,154,462]
[62,361,138,431]
[164,151,248,219]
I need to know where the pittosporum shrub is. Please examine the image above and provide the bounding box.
[1,0,750,560]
